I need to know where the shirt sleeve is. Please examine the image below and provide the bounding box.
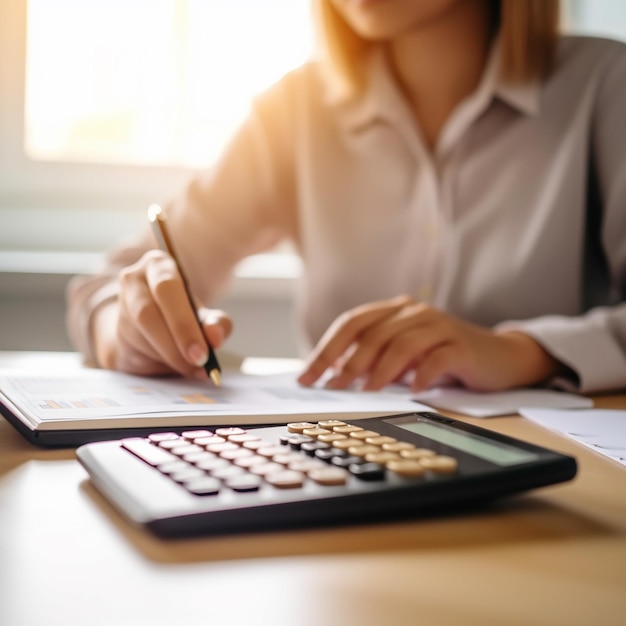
[496,43,626,393]
[66,71,301,366]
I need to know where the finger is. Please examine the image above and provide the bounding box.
[411,344,461,392]
[298,296,411,385]
[362,326,451,391]
[119,265,201,377]
[145,256,212,368]
[198,308,233,349]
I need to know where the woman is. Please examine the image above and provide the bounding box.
[67,0,626,393]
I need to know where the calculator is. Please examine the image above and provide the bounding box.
[76,411,577,538]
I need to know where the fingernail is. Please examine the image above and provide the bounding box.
[188,344,208,367]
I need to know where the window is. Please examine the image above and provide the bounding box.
[0,0,313,252]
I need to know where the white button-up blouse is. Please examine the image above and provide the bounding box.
[67,35,626,393]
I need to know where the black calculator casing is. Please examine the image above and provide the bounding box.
[76,411,577,538]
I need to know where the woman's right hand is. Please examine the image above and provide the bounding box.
[91,250,232,378]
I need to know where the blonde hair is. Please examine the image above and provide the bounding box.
[314,0,561,101]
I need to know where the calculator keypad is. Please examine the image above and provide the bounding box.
[124,420,459,498]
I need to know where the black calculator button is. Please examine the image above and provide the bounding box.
[301,441,330,455]
[314,448,338,462]
[184,477,221,496]
[265,470,306,489]
[330,455,363,468]
[225,474,263,492]
[284,434,314,449]
[349,462,386,480]
[121,438,177,466]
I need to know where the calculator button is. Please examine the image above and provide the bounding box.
[302,427,333,438]
[329,439,357,451]
[195,458,230,472]
[182,451,217,464]
[170,467,207,483]
[348,444,381,457]
[288,459,327,473]
[301,441,331,455]
[317,419,346,429]
[386,459,426,477]
[242,439,272,451]
[309,467,349,486]
[382,442,416,453]
[195,435,227,446]
[215,427,246,437]
[122,438,177,466]
[211,465,247,481]
[333,425,363,435]
[365,451,401,464]
[265,470,306,489]
[349,430,380,440]
[349,462,386,480]
[181,430,213,441]
[365,436,397,446]
[207,442,239,454]
[184,477,221,496]
[219,448,254,461]
[287,422,317,433]
[158,438,187,450]
[317,433,349,444]
[284,434,315,449]
[399,448,436,460]
[148,432,179,443]
[158,460,194,475]
[331,455,364,468]
[171,444,204,457]
[273,452,305,466]
[228,433,262,444]
[225,474,263,492]
[419,455,458,474]
[249,462,285,476]
[257,445,287,458]
[233,455,268,469]
[314,448,338,462]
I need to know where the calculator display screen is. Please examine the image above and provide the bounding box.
[391,420,539,466]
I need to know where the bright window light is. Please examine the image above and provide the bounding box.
[25,0,313,168]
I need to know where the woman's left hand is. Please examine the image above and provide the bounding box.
[297,295,562,392]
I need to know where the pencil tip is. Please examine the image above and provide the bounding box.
[209,369,222,387]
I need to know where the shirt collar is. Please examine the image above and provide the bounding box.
[334,36,541,133]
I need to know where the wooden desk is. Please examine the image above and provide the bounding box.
[1,352,625,626]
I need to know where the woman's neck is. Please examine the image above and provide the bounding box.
[387,0,493,150]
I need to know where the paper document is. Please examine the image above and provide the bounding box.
[519,408,626,468]
[0,368,430,432]
[413,387,593,418]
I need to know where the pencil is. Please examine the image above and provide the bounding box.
[147,204,222,386]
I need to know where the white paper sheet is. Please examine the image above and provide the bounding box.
[413,388,593,418]
[519,408,626,468]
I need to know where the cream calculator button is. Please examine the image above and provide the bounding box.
[318,433,349,444]
[302,427,333,438]
[348,444,381,457]
[365,451,400,464]
[265,470,306,489]
[309,467,348,486]
[419,455,458,474]
[287,422,317,433]
[386,459,426,477]
[365,436,396,446]
[382,441,416,453]
[330,438,356,450]
[333,425,363,435]
[349,430,380,440]
[318,419,346,429]
[400,448,436,460]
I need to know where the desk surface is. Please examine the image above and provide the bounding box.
[1,352,625,626]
